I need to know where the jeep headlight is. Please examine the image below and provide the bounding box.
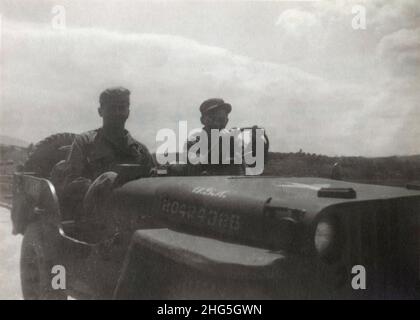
[314,216,339,261]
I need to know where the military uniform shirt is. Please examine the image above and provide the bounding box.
[63,128,153,194]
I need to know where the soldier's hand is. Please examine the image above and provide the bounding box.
[94,171,118,192]
[64,177,92,195]
[83,172,118,215]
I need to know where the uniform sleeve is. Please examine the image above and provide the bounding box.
[185,132,202,165]
[137,143,155,171]
[62,136,92,197]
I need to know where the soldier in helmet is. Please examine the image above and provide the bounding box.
[61,87,153,235]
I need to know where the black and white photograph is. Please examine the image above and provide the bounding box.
[0,0,420,304]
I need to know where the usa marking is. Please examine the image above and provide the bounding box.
[191,186,229,199]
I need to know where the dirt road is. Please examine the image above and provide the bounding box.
[0,207,23,300]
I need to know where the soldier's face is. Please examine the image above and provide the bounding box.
[99,102,130,128]
[202,109,229,130]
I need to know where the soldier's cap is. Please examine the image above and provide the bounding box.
[99,87,130,106]
[199,98,232,115]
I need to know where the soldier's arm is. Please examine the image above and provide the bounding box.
[138,143,155,172]
[184,140,195,164]
[62,136,92,195]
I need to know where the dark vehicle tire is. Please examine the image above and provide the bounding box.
[20,222,67,300]
[24,133,76,177]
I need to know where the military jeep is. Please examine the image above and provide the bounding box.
[11,133,420,299]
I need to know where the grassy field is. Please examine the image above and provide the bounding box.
[263,152,420,187]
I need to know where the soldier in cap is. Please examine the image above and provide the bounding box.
[61,87,153,236]
[185,98,269,176]
[199,98,232,131]
[185,98,244,175]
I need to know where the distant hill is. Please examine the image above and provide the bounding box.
[263,152,420,186]
[0,144,28,170]
[0,135,29,148]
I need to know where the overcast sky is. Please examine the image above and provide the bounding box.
[0,0,419,156]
